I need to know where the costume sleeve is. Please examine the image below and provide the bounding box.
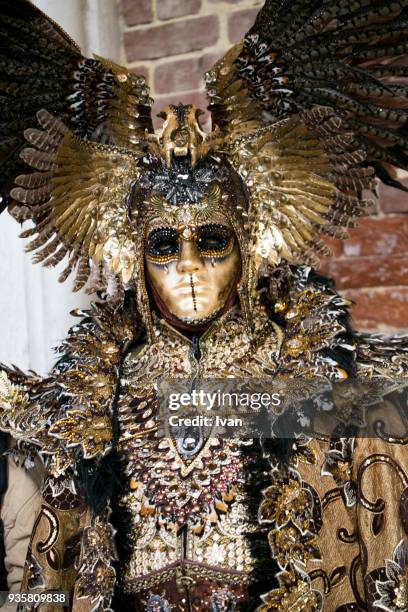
[1,454,44,594]
[258,423,408,611]
[15,469,117,612]
[0,302,135,610]
[18,472,89,612]
[352,399,408,611]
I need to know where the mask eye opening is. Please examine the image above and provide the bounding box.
[145,227,179,263]
[196,223,234,257]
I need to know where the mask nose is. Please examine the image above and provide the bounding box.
[176,239,203,275]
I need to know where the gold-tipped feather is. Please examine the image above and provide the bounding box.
[11,111,142,290]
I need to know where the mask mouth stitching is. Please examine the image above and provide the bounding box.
[175,302,226,326]
[189,273,198,312]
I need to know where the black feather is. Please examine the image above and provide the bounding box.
[76,449,124,516]
[0,195,7,214]
[207,0,408,192]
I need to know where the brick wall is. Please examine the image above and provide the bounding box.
[122,0,408,333]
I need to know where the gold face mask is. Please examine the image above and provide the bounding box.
[145,221,242,327]
[132,175,250,340]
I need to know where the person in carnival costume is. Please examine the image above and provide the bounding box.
[0,1,407,610]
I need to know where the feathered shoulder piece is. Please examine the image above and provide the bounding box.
[269,265,408,381]
[267,265,356,380]
[263,266,408,446]
[0,295,141,476]
[354,331,408,379]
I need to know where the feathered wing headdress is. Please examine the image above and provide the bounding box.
[1,0,408,306]
[205,0,408,291]
[0,0,154,291]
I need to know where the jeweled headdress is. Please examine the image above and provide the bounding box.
[2,0,408,336]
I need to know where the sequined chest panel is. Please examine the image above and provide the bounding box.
[113,314,279,609]
[115,391,269,607]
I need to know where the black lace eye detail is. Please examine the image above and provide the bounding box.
[197,224,234,257]
[146,227,178,263]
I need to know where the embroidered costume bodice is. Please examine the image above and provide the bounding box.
[113,304,282,610]
[2,270,408,612]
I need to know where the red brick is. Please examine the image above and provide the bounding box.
[317,259,331,279]
[379,182,408,213]
[154,58,202,94]
[343,287,408,331]
[129,65,150,81]
[122,0,153,26]
[157,0,201,20]
[326,255,408,289]
[341,217,408,258]
[124,16,219,62]
[322,215,408,265]
[153,54,222,95]
[321,236,344,258]
[202,51,224,73]
[228,8,259,43]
